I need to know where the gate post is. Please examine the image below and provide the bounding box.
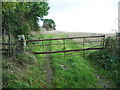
[102,35,105,48]
[17,35,26,53]
[83,38,85,59]
[63,39,66,58]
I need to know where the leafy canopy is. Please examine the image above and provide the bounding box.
[43,19,56,29]
[2,2,50,37]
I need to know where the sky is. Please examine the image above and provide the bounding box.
[43,0,120,33]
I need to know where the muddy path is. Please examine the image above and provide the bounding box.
[45,54,53,85]
[44,41,54,87]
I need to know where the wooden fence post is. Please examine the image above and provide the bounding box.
[100,34,103,46]
[102,35,105,48]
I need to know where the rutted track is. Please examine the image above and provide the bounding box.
[45,54,53,85]
[45,41,53,87]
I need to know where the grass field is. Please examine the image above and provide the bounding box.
[40,30,115,37]
[27,33,115,88]
[2,32,116,88]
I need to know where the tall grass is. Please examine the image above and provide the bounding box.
[88,35,120,87]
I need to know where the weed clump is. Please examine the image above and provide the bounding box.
[16,53,36,65]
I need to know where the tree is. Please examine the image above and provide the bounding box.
[43,19,56,30]
[2,2,50,37]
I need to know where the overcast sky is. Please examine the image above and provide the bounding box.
[43,0,119,33]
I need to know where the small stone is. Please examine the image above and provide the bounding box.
[61,64,64,67]
[44,71,46,73]
[97,76,100,79]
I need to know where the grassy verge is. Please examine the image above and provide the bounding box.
[2,33,58,88]
[88,49,119,87]
[2,52,49,88]
[2,34,50,88]
[87,36,120,87]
